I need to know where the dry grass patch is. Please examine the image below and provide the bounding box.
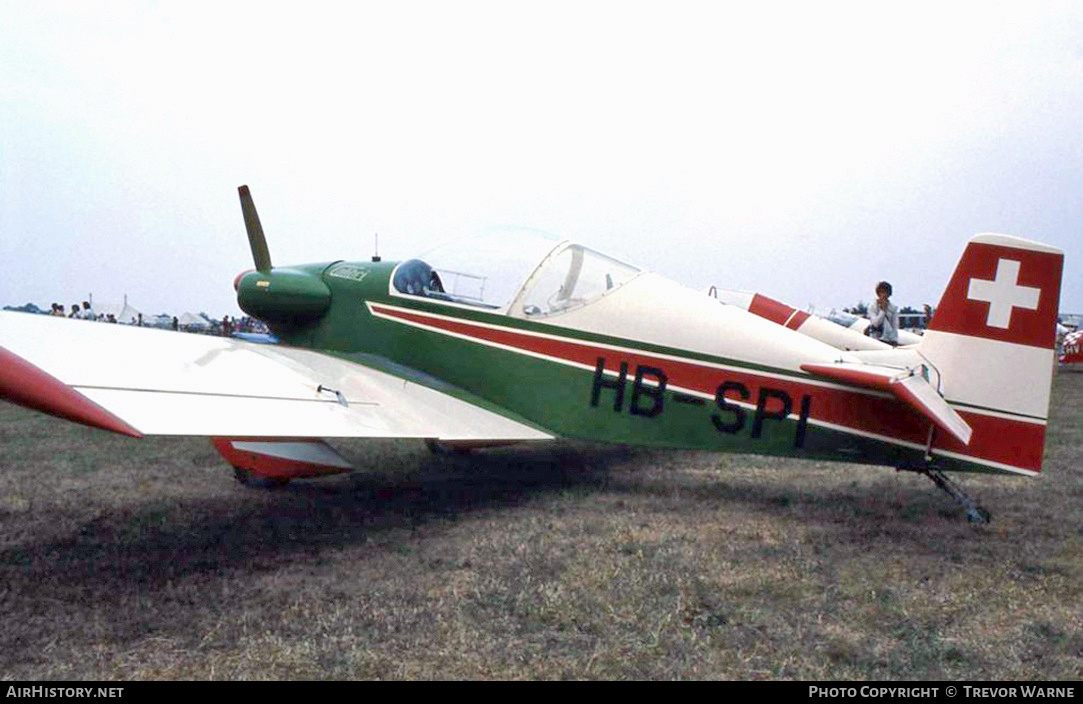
[0,371,1080,679]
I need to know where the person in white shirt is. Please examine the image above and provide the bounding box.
[867,281,899,345]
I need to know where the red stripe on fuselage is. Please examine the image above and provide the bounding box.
[371,303,1043,472]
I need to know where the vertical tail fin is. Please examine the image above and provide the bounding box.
[919,233,1063,474]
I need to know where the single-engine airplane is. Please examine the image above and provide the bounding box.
[0,187,1065,522]
[704,287,903,351]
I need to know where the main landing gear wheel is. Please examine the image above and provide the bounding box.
[232,467,290,489]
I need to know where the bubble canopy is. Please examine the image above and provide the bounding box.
[394,228,642,317]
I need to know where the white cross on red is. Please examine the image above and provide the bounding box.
[966,258,1040,329]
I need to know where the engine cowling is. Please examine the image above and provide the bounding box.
[236,266,332,320]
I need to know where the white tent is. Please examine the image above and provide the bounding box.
[179,312,211,329]
[94,298,143,325]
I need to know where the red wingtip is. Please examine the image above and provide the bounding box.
[0,346,143,438]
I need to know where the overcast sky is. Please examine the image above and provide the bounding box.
[2,1,1081,320]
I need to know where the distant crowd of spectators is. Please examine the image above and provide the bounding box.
[51,301,103,320]
[44,300,265,336]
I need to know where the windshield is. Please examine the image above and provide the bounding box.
[827,309,860,327]
[415,228,561,309]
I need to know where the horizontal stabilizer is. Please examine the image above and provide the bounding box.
[801,362,972,445]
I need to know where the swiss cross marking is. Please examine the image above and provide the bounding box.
[966,258,1040,329]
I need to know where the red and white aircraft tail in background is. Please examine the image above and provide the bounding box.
[707,289,924,350]
[708,288,893,351]
[1061,329,1082,366]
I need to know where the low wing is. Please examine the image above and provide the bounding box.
[801,361,972,445]
[0,311,552,441]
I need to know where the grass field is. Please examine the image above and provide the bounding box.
[0,371,1080,680]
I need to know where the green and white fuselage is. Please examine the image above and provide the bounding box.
[236,230,1059,478]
